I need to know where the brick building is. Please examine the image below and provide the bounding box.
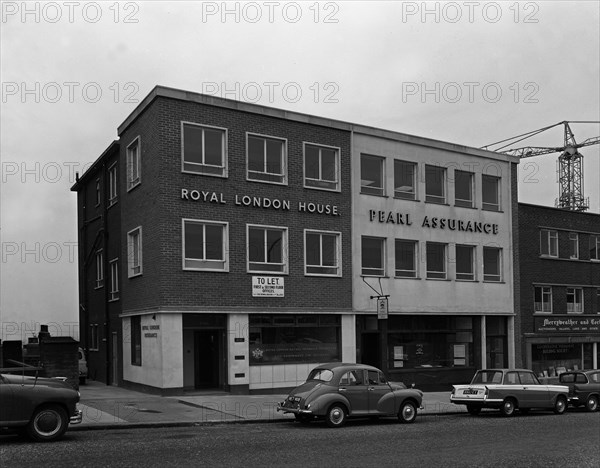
[72,86,521,393]
[519,203,600,376]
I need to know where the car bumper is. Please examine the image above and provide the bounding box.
[70,409,83,425]
[276,404,313,415]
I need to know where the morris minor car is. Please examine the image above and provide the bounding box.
[277,363,423,427]
[559,370,600,412]
[450,368,569,417]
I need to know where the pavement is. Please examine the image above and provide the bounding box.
[71,380,466,431]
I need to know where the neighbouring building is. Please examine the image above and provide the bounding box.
[72,85,521,393]
[519,203,600,376]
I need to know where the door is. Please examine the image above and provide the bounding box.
[361,333,380,369]
[367,370,392,414]
[338,369,369,415]
[194,330,222,389]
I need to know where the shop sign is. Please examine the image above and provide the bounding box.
[142,324,159,338]
[252,276,284,297]
[534,315,600,333]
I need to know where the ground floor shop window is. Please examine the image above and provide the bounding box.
[532,342,597,376]
[387,316,474,369]
[486,316,508,368]
[249,314,340,365]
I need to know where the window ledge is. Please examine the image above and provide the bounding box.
[360,192,388,198]
[394,276,421,280]
[483,281,505,284]
[424,201,449,206]
[455,279,480,283]
[425,277,451,281]
[393,196,420,202]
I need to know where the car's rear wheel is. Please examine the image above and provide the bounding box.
[325,404,347,428]
[26,404,68,442]
[553,396,567,415]
[585,395,598,412]
[398,401,417,423]
[466,405,481,416]
[500,398,517,417]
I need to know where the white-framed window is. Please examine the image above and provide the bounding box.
[95,179,101,206]
[567,288,583,313]
[425,165,446,204]
[394,160,416,200]
[183,219,229,271]
[361,236,385,276]
[182,122,227,177]
[108,163,118,206]
[247,225,288,273]
[590,235,600,261]
[395,239,417,278]
[361,154,385,196]
[482,174,500,211]
[109,259,119,301]
[456,244,475,281]
[304,230,341,276]
[483,247,502,282]
[95,249,104,288]
[127,137,141,191]
[534,286,552,313]
[304,143,340,191]
[454,170,474,208]
[540,229,559,257]
[426,242,447,279]
[569,232,579,259]
[90,324,99,351]
[246,133,287,184]
[127,227,142,277]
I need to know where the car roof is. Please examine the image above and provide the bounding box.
[313,362,381,372]
[476,369,535,372]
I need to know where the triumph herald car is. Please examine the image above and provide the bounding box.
[558,370,600,412]
[277,363,424,427]
[0,372,82,441]
[450,368,570,417]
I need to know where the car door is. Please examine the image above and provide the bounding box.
[366,370,392,414]
[519,371,551,407]
[0,375,14,422]
[338,369,369,415]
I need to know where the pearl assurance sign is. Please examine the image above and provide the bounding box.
[252,276,284,297]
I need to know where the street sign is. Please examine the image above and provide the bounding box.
[377,297,388,319]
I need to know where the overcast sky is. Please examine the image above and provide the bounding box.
[1,1,599,342]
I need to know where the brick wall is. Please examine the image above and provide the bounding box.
[39,337,79,390]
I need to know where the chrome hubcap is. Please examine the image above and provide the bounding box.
[402,405,414,420]
[330,408,343,424]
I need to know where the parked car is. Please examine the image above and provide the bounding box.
[450,368,569,417]
[558,370,600,412]
[78,347,88,385]
[277,362,423,427]
[0,372,82,441]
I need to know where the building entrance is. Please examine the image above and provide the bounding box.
[194,330,223,389]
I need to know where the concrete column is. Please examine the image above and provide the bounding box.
[341,315,356,362]
[507,316,516,368]
[480,316,487,368]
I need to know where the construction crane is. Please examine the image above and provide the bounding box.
[484,121,600,211]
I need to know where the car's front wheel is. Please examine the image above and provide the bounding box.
[398,401,417,423]
[585,395,598,412]
[553,396,567,414]
[325,404,347,428]
[500,398,517,417]
[26,404,69,442]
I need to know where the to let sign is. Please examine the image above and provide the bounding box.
[252,276,284,297]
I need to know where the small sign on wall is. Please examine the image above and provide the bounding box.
[252,276,284,297]
[377,298,388,319]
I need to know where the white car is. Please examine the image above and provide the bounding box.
[78,348,88,385]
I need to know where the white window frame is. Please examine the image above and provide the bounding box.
[394,160,417,200]
[395,239,418,278]
[95,249,104,288]
[109,258,119,301]
[569,232,579,259]
[181,122,228,177]
[425,165,447,204]
[303,142,340,192]
[482,174,501,211]
[361,154,385,196]
[182,219,229,272]
[483,246,502,282]
[566,288,583,313]
[247,224,288,274]
[426,242,447,279]
[361,236,386,276]
[540,229,559,257]
[304,230,342,277]
[127,226,142,278]
[246,132,287,185]
[108,163,118,206]
[455,244,476,281]
[590,235,600,261]
[127,136,141,191]
[454,170,474,208]
[534,286,552,313]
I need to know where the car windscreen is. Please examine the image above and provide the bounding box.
[307,369,334,382]
[471,371,503,384]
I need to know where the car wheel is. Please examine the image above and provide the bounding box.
[325,404,347,428]
[398,401,417,423]
[26,405,68,442]
[467,405,481,416]
[585,395,598,412]
[500,398,517,417]
[294,414,312,425]
[553,396,567,415]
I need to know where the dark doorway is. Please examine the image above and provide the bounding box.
[361,333,381,369]
[194,330,222,389]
